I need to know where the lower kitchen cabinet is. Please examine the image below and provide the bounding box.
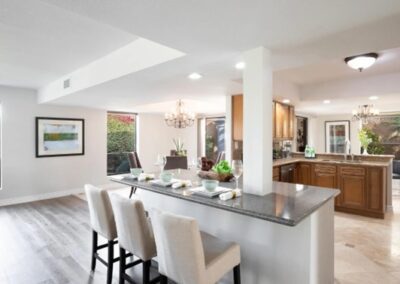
[338,166,367,209]
[311,164,337,189]
[296,163,312,185]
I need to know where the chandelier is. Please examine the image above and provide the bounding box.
[352,104,380,124]
[165,100,195,128]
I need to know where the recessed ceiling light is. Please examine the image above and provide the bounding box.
[369,96,379,101]
[344,52,378,72]
[188,73,202,80]
[323,100,331,104]
[282,99,290,104]
[235,62,246,70]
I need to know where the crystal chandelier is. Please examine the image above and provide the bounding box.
[165,100,195,128]
[352,104,380,124]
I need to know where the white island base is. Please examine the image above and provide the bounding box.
[135,189,335,284]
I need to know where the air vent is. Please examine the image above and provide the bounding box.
[63,79,70,89]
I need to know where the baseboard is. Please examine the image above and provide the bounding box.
[0,182,124,207]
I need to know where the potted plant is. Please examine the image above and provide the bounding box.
[172,138,187,156]
[358,128,372,155]
[198,160,234,182]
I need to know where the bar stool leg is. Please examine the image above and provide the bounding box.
[91,231,98,272]
[233,264,241,284]
[143,260,151,284]
[119,247,126,284]
[160,275,168,284]
[107,240,114,284]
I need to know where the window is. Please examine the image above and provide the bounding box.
[205,117,225,161]
[107,112,136,175]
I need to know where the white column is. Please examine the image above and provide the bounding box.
[243,47,273,195]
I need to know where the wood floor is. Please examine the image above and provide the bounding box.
[1,188,400,284]
[0,194,157,284]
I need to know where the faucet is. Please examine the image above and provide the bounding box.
[344,140,352,161]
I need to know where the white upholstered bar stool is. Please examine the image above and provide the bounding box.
[85,184,118,284]
[109,193,159,284]
[151,209,241,284]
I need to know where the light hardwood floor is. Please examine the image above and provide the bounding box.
[1,188,400,284]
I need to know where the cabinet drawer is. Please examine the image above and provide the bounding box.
[314,164,336,174]
[340,166,366,176]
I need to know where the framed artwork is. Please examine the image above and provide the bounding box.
[325,120,350,154]
[36,117,85,158]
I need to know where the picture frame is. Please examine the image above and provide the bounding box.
[36,117,85,158]
[325,120,350,154]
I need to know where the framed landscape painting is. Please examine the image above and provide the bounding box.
[36,117,85,158]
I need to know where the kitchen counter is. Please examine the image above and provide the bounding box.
[273,157,392,168]
[110,169,338,226]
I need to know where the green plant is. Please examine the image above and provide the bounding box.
[212,160,232,174]
[364,128,385,155]
[107,114,135,153]
[358,128,372,150]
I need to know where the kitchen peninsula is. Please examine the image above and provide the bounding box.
[111,169,339,284]
[273,152,394,218]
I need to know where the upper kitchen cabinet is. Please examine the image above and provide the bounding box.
[274,101,295,140]
[231,95,295,141]
[232,95,243,141]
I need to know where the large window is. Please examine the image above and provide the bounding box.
[205,117,225,161]
[107,112,136,175]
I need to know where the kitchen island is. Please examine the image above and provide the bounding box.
[111,169,339,284]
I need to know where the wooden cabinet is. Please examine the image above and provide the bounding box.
[273,167,280,181]
[296,163,312,185]
[274,102,294,140]
[311,164,337,189]
[232,95,243,141]
[230,96,295,141]
[367,167,385,213]
[338,166,367,209]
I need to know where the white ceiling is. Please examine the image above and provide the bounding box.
[2,0,400,114]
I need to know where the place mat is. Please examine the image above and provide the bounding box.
[149,179,180,187]
[189,186,231,198]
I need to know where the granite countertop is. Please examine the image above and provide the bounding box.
[273,157,392,167]
[110,169,339,227]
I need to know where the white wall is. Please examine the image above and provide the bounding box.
[311,114,361,154]
[0,86,108,204]
[137,114,197,172]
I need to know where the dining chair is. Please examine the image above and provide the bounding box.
[127,152,142,198]
[109,194,159,284]
[164,156,188,170]
[150,209,241,284]
[85,184,119,284]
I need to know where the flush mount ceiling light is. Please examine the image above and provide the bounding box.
[344,53,378,72]
[323,100,331,104]
[188,73,202,80]
[165,100,195,128]
[282,99,290,104]
[235,62,246,70]
[369,96,379,101]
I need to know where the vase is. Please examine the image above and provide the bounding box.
[362,147,369,155]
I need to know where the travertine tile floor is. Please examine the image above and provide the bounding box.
[334,182,400,283]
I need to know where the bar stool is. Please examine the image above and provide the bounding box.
[150,209,241,284]
[85,184,119,284]
[109,193,159,284]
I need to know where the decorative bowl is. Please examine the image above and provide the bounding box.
[160,172,173,183]
[202,179,219,191]
[130,168,142,178]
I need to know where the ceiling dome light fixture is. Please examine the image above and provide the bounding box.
[188,73,202,80]
[235,62,246,70]
[165,100,195,128]
[344,53,378,72]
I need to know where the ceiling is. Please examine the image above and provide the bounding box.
[2,0,400,114]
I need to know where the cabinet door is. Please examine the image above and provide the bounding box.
[339,174,367,209]
[282,104,290,139]
[273,167,280,181]
[367,167,385,212]
[274,102,284,139]
[232,95,243,141]
[288,106,295,139]
[297,163,311,185]
[311,164,337,189]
